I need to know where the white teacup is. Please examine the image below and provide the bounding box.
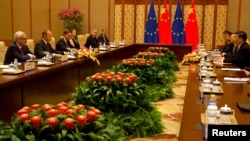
[219,104,235,124]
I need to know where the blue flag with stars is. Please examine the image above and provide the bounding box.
[172,0,185,44]
[144,0,159,43]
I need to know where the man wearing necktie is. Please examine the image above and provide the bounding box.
[56,30,76,52]
[97,28,110,45]
[3,31,36,65]
[34,29,64,59]
[216,31,250,68]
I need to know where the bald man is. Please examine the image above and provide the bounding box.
[84,29,100,49]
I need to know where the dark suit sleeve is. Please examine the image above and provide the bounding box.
[56,38,69,52]
[97,35,104,45]
[34,41,46,59]
[224,43,250,68]
[4,43,31,64]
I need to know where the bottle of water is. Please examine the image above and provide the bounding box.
[89,45,93,51]
[206,94,218,123]
[13,58,18,70]
[208,94,217,106]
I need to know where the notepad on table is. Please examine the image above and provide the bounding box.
[221,68,242,71]
[224,77,248,82]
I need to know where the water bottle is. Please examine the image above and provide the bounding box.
[89,45,93,51]
[13,58,18,70]
[208,94,217,106]
[206,94,218,123]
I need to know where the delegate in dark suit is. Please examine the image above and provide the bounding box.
[97,34,110,45]
[84,34,100,49]
[34,39,63,59]
[221,42,234,53]
[56,38,74,52]
[4,42,33,65]
[224,42,250,68]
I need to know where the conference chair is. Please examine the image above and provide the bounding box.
[50,37,56,49]
[77,34,85,47]
[0,41,7,64]
[26,39,34,54]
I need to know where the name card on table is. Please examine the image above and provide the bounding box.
[60,55,68,62]
[24,61,35,71]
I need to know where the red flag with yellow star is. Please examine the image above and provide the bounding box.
[185,0,199,51]
[158,0,172,43]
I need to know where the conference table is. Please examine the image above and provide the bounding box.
[178,62,250,141]
[0,43,191,123]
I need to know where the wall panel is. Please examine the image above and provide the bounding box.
[114,5,122,42]
[135,5,145,43]
[215,5,227,46]
[1,0,249,50]
[240,0,250,35]
[31,0,50,41]
[0,1,12,40]
[70,0,89,34]
[124,5,135,44]
[203,5,214,50]
[12,0,30,38]
[50,0,68,40]
[90,0,109,35]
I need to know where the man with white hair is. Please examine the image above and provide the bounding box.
[3,31,36,65]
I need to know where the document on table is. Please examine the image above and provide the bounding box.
[0,65,9,69]
[224,77,248,83]
[221,68,242,71]
[213,61,232,65]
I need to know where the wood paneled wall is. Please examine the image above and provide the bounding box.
[0,0,111,44]
[0,0,249,50]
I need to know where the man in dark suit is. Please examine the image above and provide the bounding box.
[221,31,234,54]
[3,31,36,65]
[216,31,250,68]
[34,29,64,59]
[97,28,110,45]
[84,29,100,49]
[56,30,76,52]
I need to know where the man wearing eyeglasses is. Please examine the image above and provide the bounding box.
[3,31,36,65]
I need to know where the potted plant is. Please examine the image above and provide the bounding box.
[11,102,126,141]
[58,7,83,32]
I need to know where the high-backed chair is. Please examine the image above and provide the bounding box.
[26,39,34,53]
[246,39,250,45]
[83,34,90,46]
[50,37,56,49]
[0,41,7,64]
[77,34,85,47]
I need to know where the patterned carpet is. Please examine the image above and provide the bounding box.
[130,66,189,141]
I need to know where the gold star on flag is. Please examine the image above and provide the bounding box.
[161,7,166,15]
[189,8,194,14]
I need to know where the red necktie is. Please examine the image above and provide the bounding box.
[19,48,24,56]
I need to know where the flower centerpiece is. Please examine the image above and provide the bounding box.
[10,102,126,140]
[58,7,83,32]
[77,48,100,65]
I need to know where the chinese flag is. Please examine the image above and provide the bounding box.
[158,0,172,43]
[185,0,199,51]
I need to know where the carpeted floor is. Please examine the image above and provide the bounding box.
[130,66,189,141]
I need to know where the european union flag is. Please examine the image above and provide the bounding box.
[172,0,185,44]
[144,0,159,43]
